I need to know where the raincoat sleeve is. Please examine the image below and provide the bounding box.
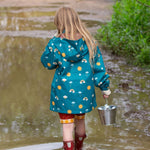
[93,46,111,95]
[41,40,58,70]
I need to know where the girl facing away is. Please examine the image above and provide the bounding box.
[41,7,111,150]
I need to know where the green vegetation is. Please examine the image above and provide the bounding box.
[96,0,150,67]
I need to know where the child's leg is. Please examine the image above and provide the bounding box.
[59,113,74,150]
[75,116,85,136]
[63,123,74,141]
[75,115,86,150]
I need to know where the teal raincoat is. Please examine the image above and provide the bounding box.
[41,36,110,114]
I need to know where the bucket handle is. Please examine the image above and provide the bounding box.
[105,98,108,105]
[104,98,110,109]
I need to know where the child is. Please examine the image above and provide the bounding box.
[41,7,111,150]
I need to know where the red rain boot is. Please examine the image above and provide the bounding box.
[75,133,86,150]
[63,141,74,150]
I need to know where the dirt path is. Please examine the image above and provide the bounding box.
[0,0,114,21]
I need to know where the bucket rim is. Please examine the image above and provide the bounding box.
[97,105,117,110]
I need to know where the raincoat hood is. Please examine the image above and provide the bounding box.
[54,37,88,62]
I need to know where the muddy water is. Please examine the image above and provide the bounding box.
[0,3,150,150]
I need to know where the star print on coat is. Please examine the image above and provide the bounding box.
[41,36,110,114]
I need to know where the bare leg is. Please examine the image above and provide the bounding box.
[63,123,74,141]
[63,123,74,150]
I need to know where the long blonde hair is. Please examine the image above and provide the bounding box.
[54,7,97,61]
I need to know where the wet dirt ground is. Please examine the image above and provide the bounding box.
[0,0,150,150]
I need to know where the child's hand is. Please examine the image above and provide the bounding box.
[102,89,111,99]
[103,94,109,99]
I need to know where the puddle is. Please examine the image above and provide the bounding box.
[0,2,150,150]
[0,6,102,36]
[8,142,63,150]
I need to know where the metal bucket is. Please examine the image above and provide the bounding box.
[98,103,117,126]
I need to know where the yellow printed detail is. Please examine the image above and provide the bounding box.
[67,110,72,114]
[87,86,91,90]
[83,97,88,101]
[63,95,68,99]
[77,66,82,71]
[62,53,66,57]
[47,63,51,67]
[64,59,67,62]
[69,89,75,93]
[105,72,108,75]
[67,72,71,77]
[57,85,62,90]
[82,59,87,63]
[54,48,58,52]
[52,101,55,105]
[80,80,85,84]
[49,47,53,51]
[79,104,83,109]
[96,62,101,66]
[60,119,74,124]
[92,107,95,110]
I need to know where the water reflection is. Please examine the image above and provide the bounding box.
[0,4,150,150]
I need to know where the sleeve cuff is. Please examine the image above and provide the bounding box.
[102,89,111,96]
